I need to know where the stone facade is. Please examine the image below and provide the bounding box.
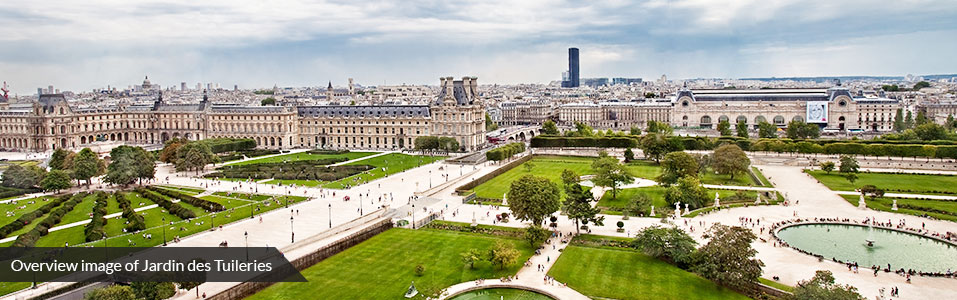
[557,101,671,129]
[0,77,485,152]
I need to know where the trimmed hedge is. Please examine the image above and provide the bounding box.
[485,142,526,161]
[206,160,370,181]
[0,186,40,199]
[12,193,87,247]
[0,194,74,239]
[530,136,638,148]
[198,138,257,153]
[147,186,224,211]
[134,188,197,220]
[83,192,110,241]
[116,192,146,232]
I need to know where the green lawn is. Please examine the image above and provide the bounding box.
[230,151,376,166]
[155,185,205,195]
[759,277,794,293]
[752,167,772,187]
[840,195,957,222]
[625,160,760,186]
[597,186,760,215]
[549,245,748,300]
[0,196,52,226]
[474,156,596,200]
[809,170,957,195]
[323,153,445,189]
[248,228,534,300]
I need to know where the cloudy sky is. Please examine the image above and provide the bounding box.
[2,0,957,94]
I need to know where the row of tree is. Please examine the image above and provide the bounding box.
[485,142,525,162]
[413,136,460,152]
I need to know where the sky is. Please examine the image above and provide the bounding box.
[1,0,957,94]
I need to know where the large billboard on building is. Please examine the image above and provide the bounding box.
[806,101,828,123]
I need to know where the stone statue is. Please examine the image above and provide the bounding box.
[714,192,720,207]
[892,199,898,211]
[650,205,655,217]
[858,192,866,210]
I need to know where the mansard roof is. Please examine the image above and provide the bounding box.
[297,105,430,118]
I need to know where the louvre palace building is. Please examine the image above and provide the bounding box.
[0,77,486,153]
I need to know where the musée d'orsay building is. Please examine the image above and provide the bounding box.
[0,77,486,153]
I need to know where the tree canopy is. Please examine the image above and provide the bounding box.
[736,120,749,138]
[591,156,634,200]
[793,270,864,300]
[639,133,681,163]
[72,148,105,186]
[786,120,821,139]
[1,164,45,189]
[758,121,777,138]
[664,176,709,210]
[562,183,603,233]
[507,174,561,225]
[541,120,559,135]
[717,119,732,136]
[104,146,156,186]
[174,142,217,174]
[632,225,697,266]
[658,151,699,185]
[691,224,764,292]
[41,170,72,192]
[712,144,750,180]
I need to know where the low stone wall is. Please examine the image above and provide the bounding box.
[209,219,394,300]
[440,283,562,300]
[755,283,792,298]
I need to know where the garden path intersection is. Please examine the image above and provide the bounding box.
[4,152,957,300]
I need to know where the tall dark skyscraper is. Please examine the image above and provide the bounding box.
[562,47,580,88]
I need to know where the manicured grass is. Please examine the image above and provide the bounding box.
[249,228,534,300]
[474,156,596,200]
[624,160,661,179]
[840,195,957,222]
[230,151,376,166]
[199,195,253,209]
[597,186,759,215]
[0,196,52,225]
[626,160,760,186]
[324,153,445,189]
[155,185,205,195]
[549,245,748,300]
[752,167,772,187]
[262,179,323,187]
[759,277,794,293]
[57,193,99,225]
[809,170,957,195]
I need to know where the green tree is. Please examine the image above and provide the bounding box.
[844,173,858,185]
[524,225,550,247]
[560,169,579,186]
[691,224,764,292]
[524,161,535,172]
[664,176,709,210]
[628,193,652,216]
[158,138,188,163]
[838,155,859,173]
[629,126,642,135]
[41,170,72,192]
[49,148,72,170]
[260,97,276,106]
[72,148,104,186]
[712,144,750,180]
[563,183,604,234]
[1,164,45,189]
[487,241,520,270]
[437,136,459,152]
[133,147,156,184]
[104,146,137,186]
[485,113,499,131]
[646,120,673,135]
[758,121,777,138]
[460,248,483,269]
[573,122,595,137]
[947,114,956,130]
[84,285,136,300]
[632,225,697,266]
[913,123,947,140]
[881,84,899,92]
[541,120,559,135]
[644,92,656,98]
[657,151,699,185]
[414,136,440,152]
[130,281,176,300]
[507,174,561,225]
[904,110,914,130]
[819,161,835,174]
[893,109,905,132]
[913,81,931,90]
[786,120,820,139]
[736,120,749,138]
[793,270,865,300]
[174,142,217,174]
[717,119,732,136]
[623,148,635,162]
[592,156,634,200]
[639,133,679,163]
[915,110,929,126]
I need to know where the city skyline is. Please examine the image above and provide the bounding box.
[2,0,957,94]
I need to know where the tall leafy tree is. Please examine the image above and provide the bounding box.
[541,120,559,135]
[736,120,749,138]
[48,148,72,170]
[716,119,732,136]
[758,121,777,138]
[631,225,697,266]
[85,285,136,300]
[623,148,635,162]
[460,249,483,269]
[657,151,699,185]
[913,123,947,140]
[646,120,673,135]
[560,169,579,187]
[72,148,104,186]
[915,110,929,126]
[487,241,520,270]
[485,112,498,131]
[838,155,859,174]
[786,120,820,139]
[904,110,914,130]
[893,109,905,132]
[133,147,156,184]
[664,176,709,210]
[639,133,679,163]
[414,136,440,151]
[691,224,764,292]
[130,282,176,300]
[712,144,750,180]
[104,146,137,186]
[524,225,550,247]
[174,142,217,174]
[41,170,72,192]
[563,183,604,234]
[159,138,188,163]
[507,174,560,225]
[793,270,864,300]
[591,156,634,200]
[1,164,45,189]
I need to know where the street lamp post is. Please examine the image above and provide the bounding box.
[429,170,432,188]
[162,217,167,246]
[328,203,332,228]
[411,204,415,229]
[290,216,295,243]
[244,231,249,261]
[360,195,363,215]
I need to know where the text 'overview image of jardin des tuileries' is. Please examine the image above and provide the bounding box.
[1,1,957,299]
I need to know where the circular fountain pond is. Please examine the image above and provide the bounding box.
[448,288,554,300]
[776,223,957,272]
